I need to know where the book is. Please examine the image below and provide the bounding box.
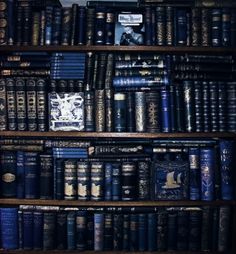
[114,92,126,132]
[61,7,72,45]
[122,162,137,201]
[91,162,104,201]
[177,210,189,250]
[26,78,37,131]
[64,159,77,200]
[43,212,56,250]
[94,213,104,251]
[33,211,43,250]
[0,79,7,130]
[76,211,87,250]
[77,161,90,200]
[6,78,17,130]
[23,211,33,249]
[104,213,113,250]
[135,91,146,132]
[16,150,25,199]
[67,211,76,250]
[112,163,121,201]
[49,92,85,131]
[167,212,177,250]
[113,214,123,250]
[56,212,67,249]
[189,148,200,200]
[138,214,147,251]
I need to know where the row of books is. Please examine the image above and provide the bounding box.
[0,206,232,252]
[0,139,235,201]
[1,0,236,47]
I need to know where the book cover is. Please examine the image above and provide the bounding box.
[67,211,76,250]
[33,211,43,250]
[138,214,147,251]
[56,212,67,249]
[43,212,56,250]
[94,213,104,251]
[49,92,85,131]
[64,159,77,200]
[76,211,87,250]
[23,211,33,249]
[113,214,123,250]
[177,210,189,251]
[6,78,17,131]
[104,213,113,250]
[77,161,90,200]
[16,150,25,199]
[0,78,7,131]
[114,11,144,46]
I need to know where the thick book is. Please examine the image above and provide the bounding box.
[43,212,56,250]
[77,161,90,200]
[16,150,25,199]
[91,162,104,201]
[122,162,137,201]
[56,212,67,249]
[94,7,106,45]
[23,211,33,249]
[94,213,104,251]
[49,92,85,131]
[33,211,43,250]
[64,159,77,200]
[76,211,87,250]
[61,7,72,45]
[0,79,7,130]
[6,78,17,130]
[26,78,37,131]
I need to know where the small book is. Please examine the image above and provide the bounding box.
[49,92,85,131]
[114,11,145,46]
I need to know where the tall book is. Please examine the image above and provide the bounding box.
[113,214,123,250]
[56,212,67,249]
[0,78,7,130]
[64,159,77,200]
[26,78,37,131]
[177,210,189,251]
[33,211,43,250]
[157,210,167,251]
[61,7,72,45]
[77,161,90,200]
[167,212,177,251]
[189,148,200,200]
[6,78,17,130]
[91,162,104,201]
[122,162,137,201]
[16,150,25,199]
[36,78,47,132]
[23,211,33,250]
[104,213,113,250]
[76,211,87,250]
[43,212,56,250]
[188,210,201,251]
[94,213,104,251]
[67,211,76,250]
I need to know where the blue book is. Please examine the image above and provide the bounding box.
[0,208,18,250]
[104,213,113,250]
[130,214,138,251]
[157,210,168,251]
[114,92,126,132]
[76,211,87,251]
[55,159,64,200]
[18,210,23,249]
[45,6,53,45]
[189,148,201,200]
[16,151,25,198]
[222,8,231,46]
[7,0,15,45]
[112,163,121,201]
[176,9,187,46]
[33,211,43,250]
[43,212,56,250]
[161,89,170,133]
[200,148,215,201]
[113,214,123,250]
[148,213,157,251]
[94,213,104,251]
[23,211,33,250]
[219,140,234,200]
[211,9,222,46]
[167,212,177,251]
[24,152,39,199]
[188,210,201,251]
[177,210,189,251]
[67,211,76,250]
[138,214,147,251]
[122,214,130,251]
[104,163,112,201]
[77,6,86,45]
[56,212,67,250]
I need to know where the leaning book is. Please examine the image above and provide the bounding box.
[48,92,84,131]
[114,11,145,46]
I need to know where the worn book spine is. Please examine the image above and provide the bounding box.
[130,214,138,251]
[26,78,37,131]
[145,7,152,46]
[202,81,211,132]
[91,162,104,201]
[222,8,231,46]
[15,78,27,131]
[219,140,234,200]
[24,152,39,199]
[104,163,112,201]
[166,6,174,45]
[212,8,222,46]
[85,90,95,131]
[177,210,188,251]
[52,7,62,45]
[23,211,33,250]
[183,80,195,132]
[56,212,67,250]
[200,148,215,201]
[169,84,176,132]
[156,6,166,46]
[126,92,135,132]
[201,206,212,251]
[189,147,200,200]
[76,211,87,250]
[77,161,90,200]
[77,6,86,45]
[114,92,126,132]
[94,213,104,251]
[45,6,53,45]
[70,4,78,45]
[32,12,40,46]
[138,161,150,200]
[175,83,185,132]
[122,162,136,201]
[191,8,201,46]
[200,8,210,46]
[104,213,113,250]
[0,78,7,130]
[18,210,23,249]
[113,214,123,250]
[61,7,72,45]
[218,82,227,132]
[95,89,105,132]
[147,213,157,251]
[16,150,25,198]
[67,211,76,250]
[0,208,18,249]
[33,211,43,250]
[0,151,17,197]
[86,8,95,45]
[64,159,77,200]
[161,89,170,132]
[55,159,64,200]
[122,214,130,250]
[43,212,56,250]
[87,213,94,250]
[112,163,121,201]
[135,91,146,132]
[209,81,219,132]
[39,154,53,199]
[157,211,167,251]
[16,4,23,45]
[94,8,106,45]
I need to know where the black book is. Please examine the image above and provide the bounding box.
[122,214,130,251]
[45,6,53,45]
[77,6,86,45]
[16,4,23,45]
[43,212,56,250]
[26,78,37,131]
[177,210,189,251]
[194,81,203,132]
[126,92,134,132]
[209,81,219,132]
[218,82,227,132]
[32,12,40,46]
[191,8,201,46]
[175,83,185,132]
[52,7,62,45]
[201,206,213,251]
[113,214,123,250]
[22,4,32,45]
[122,162,137,201]
[166,6,174,46]
[188,210,202,251]
[138,161,150,200]
[129,214,139,251]
[0,78,7,131]
[104,213,113,250]
[39,10,46,46]
[23,211,33,249]
[61,7,72,45]
[202,81,211,132]
[227,82,236,132]
[167,212,177,251]
[6,78,16,130]
[157,210,168,251]
[85,8,95,45]
[70,4,78,45]
[94,7,106,45]
[156,6,166,46]
[56,212,67,249]
[211,8,222,47]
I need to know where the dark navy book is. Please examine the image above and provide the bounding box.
[201,206,212,251]
[211,8,222,46]
[219,140,234,200]
[67,211,76,250]
[24,152,39,199]
[188,210,202,251]
[76,211,87,251]
[16,151,25,198]
[0,208,18,249]
[43,212,56,250]
[147,213,157,251]
[114,92,126,132]
[177,210,189,251]
[129,214,138,251]
[200,148,215,201]
[23,211,33,250]
[104,213,113,250]
[33,211,43,250]
[161,89,170,133]
[113,214,123,250]
[157,210,168,251]
[56,212,67,250]
[112,163,121,201]
[77,7,86,45]
[154,153,189,200]
[138,214,147,251]
[105,163,112,200]
[55,159,64,200]
[189,148,201,200]
[176,9,187,46]
[94,213,104,251]
[222,8,231,46]
[167,212,177,251]
[122,214,130,251]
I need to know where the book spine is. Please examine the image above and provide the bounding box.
[104,213,113,250]
[183,80,195,132]
[0,151,17,197]
[227,82,236,132]
[32,12,40,46]
[114,92,126,132]
[200,148,215,201]
[0,208,18,249]
[112,163,121,201]
[22,5,32,45]
[39,10,46,46]
[194,81,203,132]
[161,89,170,132]
[201,206,212,251]
[145,7,152,46]
[157,211,167,251]
[45,6,53,45]
[191,8,201,46]
[175,83,185,132]
[76,211,87,250]
[18,210,23,249]
[156,6,166,46]
[94,8,106,45]
[36,79,47,132]
[218,206,231,252]
[0,79,7,130]
[7,0,15,45]
[87,214,94,250]
[177,210,188,251]
[147,213,157,251]
[218,82,227,132]
[91,162,104,201]
[220,140,234,200]
[24,152,39,199]
[189,147,200,200]
[86,8,95,45]
[139,214,147,251]
[135,91,146,132]
[55,159,64,200]
[188,210,201,251]
[85,90,95,131]
[61,7,72,45]
[94,213,104,251]
[70,4,78,45]
[126,92,135,132]
[33,211,43,250]
[77,7,86,45]
[105,11,114,45]
[16,151,25,199]
[104,163,112,201]
[52,7,62,45]
[222,8,231,46]
[138,161,150,200]
[16,4,23,45]
[43,212,56,250]
[64,159,77,200]
[176,9,187,46]
[166,6,174,46]
[113,214,123,250]
[39,154,53,199]
[6,78,16,130]
[202,81,211,132]
[95,89,105,132]
[130,214,138,251]
[0,0,7,45]
[169,84,176,132]
[231,9,236,46]
[167,212,177,251]
[26,78,37,131]
[77,161,90,200]
[212,8,222,46]
[56,212,67,250]
[209,81,219,132]
[67,211,76,250]
[122,214,130,250]
[105,89,113,132]
[23,211,33,250]
[121,162,136,201]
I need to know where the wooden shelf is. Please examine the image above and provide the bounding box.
[0,131,236,139]
[0,45,235,53]
[0,199,235,207]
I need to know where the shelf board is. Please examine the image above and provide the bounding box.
[0,131,236,139]
[0,45,235,53]
[0,199,235,207]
